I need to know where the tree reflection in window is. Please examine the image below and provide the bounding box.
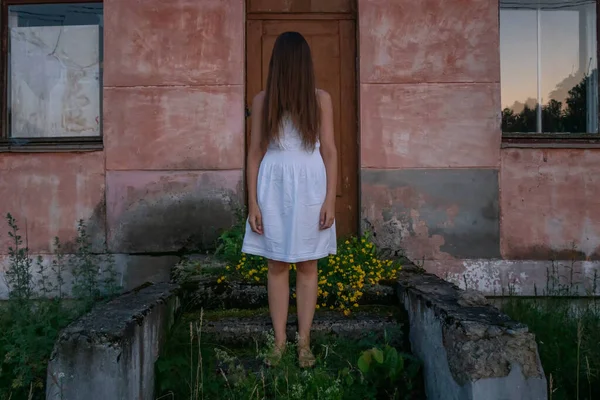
[500,0,598,134]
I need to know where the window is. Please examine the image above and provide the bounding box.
[0,1,103,151]
[500,0,599,136]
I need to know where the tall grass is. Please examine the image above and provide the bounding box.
[155,309,423,400]
[502,265,600,400]
[0,214,121,400]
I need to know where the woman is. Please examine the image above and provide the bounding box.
[242,31,338,368]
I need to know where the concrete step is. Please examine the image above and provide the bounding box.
[181,276,398,310]
[198,307,404,347]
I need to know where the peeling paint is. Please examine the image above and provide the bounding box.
[423,259,600,296]
[362,169,500,260]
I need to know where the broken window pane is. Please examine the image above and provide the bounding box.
[8,3,103,138]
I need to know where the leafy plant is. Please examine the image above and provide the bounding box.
[504,297,600,400]
[214,207,247,264]
[357,345,420,399]
[156,310,422,400]
[211,212,402,316]
[5,213,34,303]
[0,214,122,400]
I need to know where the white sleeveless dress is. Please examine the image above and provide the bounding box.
[242,116,337,263]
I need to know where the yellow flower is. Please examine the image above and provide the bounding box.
[343,309,351,316]
[353,303,359,308]
[316,305,320,310]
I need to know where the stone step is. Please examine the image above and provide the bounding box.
[181,276,397,310]
[198,307,404,347]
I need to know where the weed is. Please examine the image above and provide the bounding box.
[210,212,402,316]
[156,310,422,400]
[0,214,122,400]
[502,264,600,400]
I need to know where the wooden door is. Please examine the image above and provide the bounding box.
[246,18,358,238]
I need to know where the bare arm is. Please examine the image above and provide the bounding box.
[318,90,338,229]
[247,92,266,234]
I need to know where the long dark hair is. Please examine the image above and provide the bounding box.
[262,31,320,150]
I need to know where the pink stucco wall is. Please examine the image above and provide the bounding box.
[0,152,106,254]
[0,0,245,259]
[358,0,600,295]
[359,0,502,260]
[102,0,245,253]
[2,0,600,297]
[358,0,501,153]
[501,149,600,261]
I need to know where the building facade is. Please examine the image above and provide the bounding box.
[1,0,599,298]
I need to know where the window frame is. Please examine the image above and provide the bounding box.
[500,0,600,147]
[0,0,103,153]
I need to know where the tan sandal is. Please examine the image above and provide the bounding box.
[298,345,316,368]
[264,343,286,367]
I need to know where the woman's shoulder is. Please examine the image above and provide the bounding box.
[316,88,331,101]
[316,89,332,109]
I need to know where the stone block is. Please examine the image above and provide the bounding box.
[182,275,395,310]
[201,310,402,347]
[501,148,600,260]
[0,152,106,254]
[359,0,499,83]
[361,168,500,260]
[104,86,244,171]
[104,0,243,86]
[360,83,501,169]
[46,283,180,400]
[422,259,600,296]
[397,267,547,400]
[106,170,243,253]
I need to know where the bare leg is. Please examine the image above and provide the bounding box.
[267,260,290,349]
[295,260,318,351]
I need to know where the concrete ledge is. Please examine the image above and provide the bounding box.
[46,282,181,400]
[397,266,547,400]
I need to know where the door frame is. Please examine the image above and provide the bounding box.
[244,6,360,236]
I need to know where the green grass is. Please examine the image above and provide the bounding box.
[155,310,424,400]
[503,298,600,400]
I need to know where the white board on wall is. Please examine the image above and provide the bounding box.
[9,25,100,138]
